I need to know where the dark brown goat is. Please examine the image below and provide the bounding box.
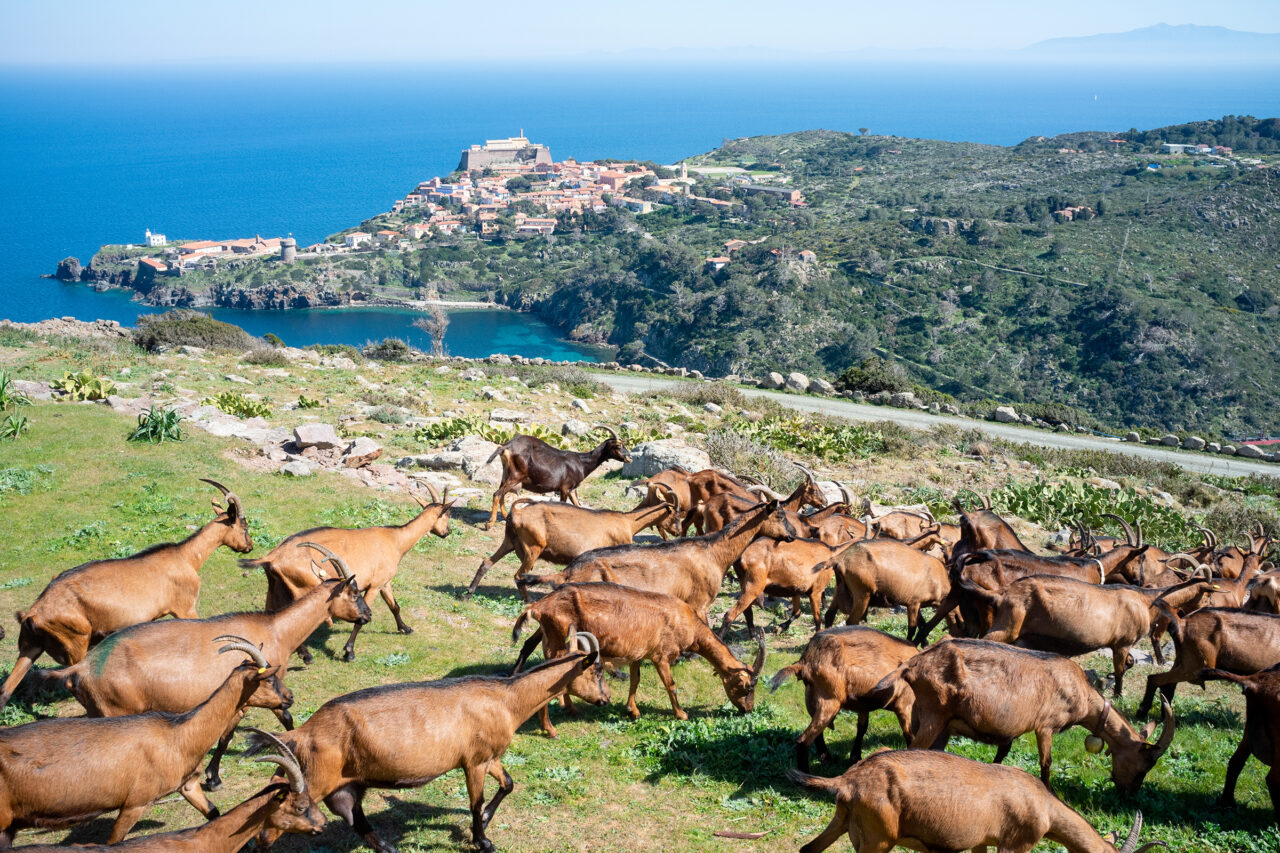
[879,639,1174,793]
[466,485,679,596]
[0,479,251,712]
[790,750,1163,853]
[977,575,1213,696]
[518,499,797,622]
[769,626,917,771]
[1200,664,1280,818]
[483,427,631,529]
[62,550,371,791]
[512,583,764,732]
[12,732,324,852]
[0,643,278,847]
[696,465,826,535]
[242,489,452,662]
[632,466,753,537]
[249,636,603,853]
[1138,606,1280,718]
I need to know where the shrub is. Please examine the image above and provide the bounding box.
[512,365,609,399]
[297,395,322,409]
[837,357,911,395]
[305,343,363,362]
[133,310,260,352]
[263,332,285,347]
[992,478,1199,549]
[643,382,750,410]
[241,347,290,367]
[363,338,417,362]
[719,415,885,461]
[702,428,800,486]
[50,369,116,401]
[203,391,271,419]
[128,405,184,443]
[368,405,408,425]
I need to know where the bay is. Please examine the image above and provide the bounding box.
[2,61,1277,354]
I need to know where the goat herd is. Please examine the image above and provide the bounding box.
[0,427,1277,853]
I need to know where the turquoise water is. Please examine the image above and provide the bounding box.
[2,62,1278,353]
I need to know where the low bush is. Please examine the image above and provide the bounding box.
[369,405,408,425]
[128,406,184,443]
[363,338,417,362]
[203,391,271,419]
[133,310,261,352]
[297,395,322,409]
[263,332,285,347]
[643,382,751,410]
[0,371,31,411]
[241,347,290,367]
[305,343,363,362]
[721,415,885,461]
[992,478,1199,549]
[701,428,800,486]
[511,365,610,399]
[837,356,912,395]
[50,369,116,401]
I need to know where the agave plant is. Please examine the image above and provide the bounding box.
[128,405,184,443]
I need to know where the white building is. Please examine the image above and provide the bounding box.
[345,232,372,248]
[144,228,167,247]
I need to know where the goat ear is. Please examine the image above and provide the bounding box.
[329,575,356,596]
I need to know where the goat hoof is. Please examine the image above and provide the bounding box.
[201,777,222,792]
[343,651,357,663]
[398,626,414,635]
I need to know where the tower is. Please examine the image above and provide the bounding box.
[280,236,297,264]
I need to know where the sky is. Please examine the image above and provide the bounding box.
[1,0,1279,65]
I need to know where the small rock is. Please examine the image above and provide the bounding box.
[811,378,836,395]
[489,408,528,423]
[890,391,918,409]
[480,386,506,401]
[434,365,453,374]
[571,398,592,413]
[993,406,1019,423]
[1056,424,1071,433]
[785,372,810,393]
[280,461,312,477]
[293,423,343,450]
[1086,477,1122,491]
[224,374,251,385]
[942,403,960,415]
[703,402,723,414]
[1220,445,1236,455]
[343,436,383,469]
[562,418,592,437]
[460,368,486,381]
[1207,442,1221,453]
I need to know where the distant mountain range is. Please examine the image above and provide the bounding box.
[1025,23,1280,63]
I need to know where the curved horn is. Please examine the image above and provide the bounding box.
[296,541,352,580]
[794,462,816,483]
[1196,525,1216,550]
[568,631,600,658]
[215,636,268,669]
[653,482,682,517]
[1149,695,1176,757]
[201,478,244,518]
[421,481,441,504]
[245,727,307,793]
[1162,553,1200,569]
[750,640,767,681]
[1134,520,1144,548]
[837,481,857,506]
[201,478,231,497]
[1118,811,1143,853]
[746,483,786,501]
[980,493,992,511]
[1100,513,1138,548]
[593,424,620,442]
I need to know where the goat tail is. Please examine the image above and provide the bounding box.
[512,610,531,642]
[516,571,558,590]
[1152,599,1182,644]
[508,498,538,517]
[1197,668,1254,690]
[485,445,511,466]
[864,662,911,710]
[239,557,266,570]
[785,768,843,794]
[768,662,804,693]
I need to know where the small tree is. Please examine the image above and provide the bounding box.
[413,306,450,357]
[858,127,869,136]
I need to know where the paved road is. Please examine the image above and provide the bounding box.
[593,373,1277,479]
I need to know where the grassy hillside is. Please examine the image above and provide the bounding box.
[2,329,1279,850]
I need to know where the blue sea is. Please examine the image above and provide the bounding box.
[2,62,1278,357]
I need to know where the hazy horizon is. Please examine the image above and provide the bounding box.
[3,1,1279,66]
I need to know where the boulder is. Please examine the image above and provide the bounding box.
[1237,444,1265,459]
[293,423,343,450]
[993,406,1019,423]
[280,461,312,477]
[1124,431,1141,442]
[561,418,592,437]
[941,403,960,415]
[890,391,918,409]
[54,257,82,281]
[703,402,723,414]
[488,408,528,423]
[619,439,712,478]
[1055,423,1071,433]
[1207,442,1221,453]
[1220,445,1236,455]
[785,372,810,393]
[480,386,506,401]
[571,398,592,413]
[762,372,785,390]
[1159,434,1180,447]
[460,367,486,381]
[11,379,52,401]
[810,378,836,395]
[343,436,383,468]
[1182,436,1206,451]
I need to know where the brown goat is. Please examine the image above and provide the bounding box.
[512,583,764,732]
[819,539,950,644]
[633,466,754,537]
[947,492,1029,570]
[484,427,631,529]
[0,479,251,712]
[466,485,679,597]
[696,465,826,535]
[1200,664,1280,818]
[518,499,797,622]
[720,536,843,637]
[870,508,936,541]
[1214,523,1273,580]
[976,575,1212,696]
[0,643,278,847]
[790,750,1163,853]
[1145,553,1266,665]
[12,732,324,852]
[249,636,603,853]
[63,550,371,791]
[241,486,452,661]
[769,626,917,771]
[1246,570,1280,613]
[1138,606,1280,718]
[880,639,1174,794]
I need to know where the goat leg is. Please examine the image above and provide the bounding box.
[379,584,413,635]
[626,662,642,719]
[342,621,366,663]
[1216,735,1251,808]
[203,714,243,792]
[0,649,39,712]
[481,761,514,830]
[178,772,219,820]
[653,657,687,720]
[327,784,396,853]
[107,804,149,844]
[464,762,497,853]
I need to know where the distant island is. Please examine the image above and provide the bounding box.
[53,115,1280,435]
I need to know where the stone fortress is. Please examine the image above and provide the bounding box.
[457,130,552,171]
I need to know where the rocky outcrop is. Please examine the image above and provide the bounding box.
[0,318,130,341]
[993,406,1019,423]
[54,257,82,281]
[619,439,711,478]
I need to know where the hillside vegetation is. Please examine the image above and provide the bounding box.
[83,117,1280,436]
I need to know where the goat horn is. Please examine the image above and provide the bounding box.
[420,482,440,504]
[215,636,268,669]
[1148,696,1176,758]
[244,727,307,793]
[201,478,231,497]
[201,478,244,518]
[1118,811,1144,853]
[837,481,857,506]
[1196,525,1216,549]
[746,483,786,501]
[568,631,600,658]
[1100,513,1138,548]
[296,541,353,580]
[1135,520,1144,548]
[980,493,991,511]
[653,482,682,516]
[593,425,620,441]
[794,462,815,483]
[1162,553,1199,569]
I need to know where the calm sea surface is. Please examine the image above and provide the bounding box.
[2,62,1277,355]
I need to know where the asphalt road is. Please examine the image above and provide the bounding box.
[593,372,1277,479]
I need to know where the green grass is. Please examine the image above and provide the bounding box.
[0,387,1271,850]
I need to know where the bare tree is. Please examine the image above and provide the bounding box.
[413,306,449,357]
